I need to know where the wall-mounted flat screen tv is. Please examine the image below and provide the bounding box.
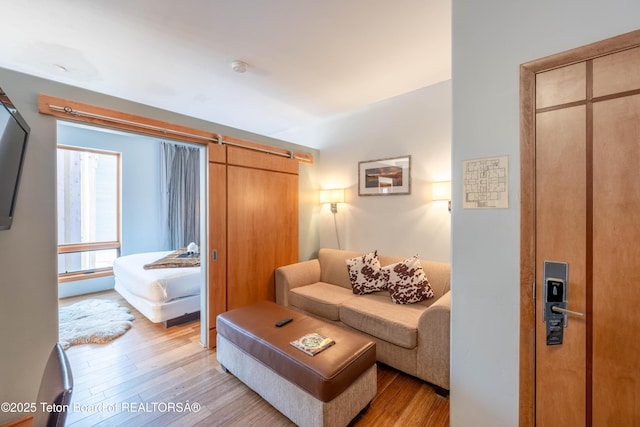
[0,87,30,230]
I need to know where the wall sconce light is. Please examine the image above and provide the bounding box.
[320,188,345,214]
[432,181,452,212]
[320,188,345,250]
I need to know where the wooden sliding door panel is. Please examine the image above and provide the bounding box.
[207,142,300,344]
[226,165,298,310]
[227,145,299,174]
[207,161,227,344]
[208,142,226,163]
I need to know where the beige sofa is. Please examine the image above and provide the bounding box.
[275,248,450,394]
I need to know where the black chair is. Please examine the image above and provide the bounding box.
[32,343,73,427]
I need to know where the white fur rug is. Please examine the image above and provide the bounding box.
[59,299,135,349]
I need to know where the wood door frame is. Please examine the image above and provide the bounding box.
[519,29,640,427]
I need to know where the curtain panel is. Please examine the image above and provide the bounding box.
[160,142,200,250]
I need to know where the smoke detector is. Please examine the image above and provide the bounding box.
[231,60,248,73]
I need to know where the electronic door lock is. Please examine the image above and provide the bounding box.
[543,262,568,346]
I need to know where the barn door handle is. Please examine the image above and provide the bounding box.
[551,306,585,317]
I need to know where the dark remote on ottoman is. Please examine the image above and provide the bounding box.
[275,317,293,327]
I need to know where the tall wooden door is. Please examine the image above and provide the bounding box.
[206,143,300,345]
[523,33,640,426]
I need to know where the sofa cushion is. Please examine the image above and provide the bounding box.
[340,294,427,349]
[345,251,387,295]
[382,256,434,304]
[319,248,365,290]
[288,282,355,321]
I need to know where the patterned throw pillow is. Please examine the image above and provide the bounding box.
[382,256,434,304]
[345,251,387,295]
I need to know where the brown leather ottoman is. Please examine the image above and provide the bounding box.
[216,301,377,427]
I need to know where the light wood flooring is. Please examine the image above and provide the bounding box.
[59,291,449,426]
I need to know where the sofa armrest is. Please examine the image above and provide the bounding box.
[417,291,451,390]
[275,259,321,307]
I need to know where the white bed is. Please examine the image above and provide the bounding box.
[113,251,201,325]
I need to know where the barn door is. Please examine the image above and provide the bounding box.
[206,143,300,345]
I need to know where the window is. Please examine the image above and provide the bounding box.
[57,146,121,282]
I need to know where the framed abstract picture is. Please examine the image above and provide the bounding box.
[358,155,411,196]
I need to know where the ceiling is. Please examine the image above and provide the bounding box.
[1,1,451,144]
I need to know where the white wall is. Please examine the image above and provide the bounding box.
[0,73,58,425]
[279,81,452,262]
[451,1,640,426]
[0,67,318,425]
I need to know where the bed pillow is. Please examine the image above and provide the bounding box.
[345,251,387,295]
[382,256,434,304]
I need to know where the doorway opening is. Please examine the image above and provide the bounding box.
[56,121,208,348]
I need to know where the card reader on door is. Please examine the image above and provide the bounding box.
[543,261,568,346]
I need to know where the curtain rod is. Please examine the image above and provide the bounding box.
[47,103,311,162]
